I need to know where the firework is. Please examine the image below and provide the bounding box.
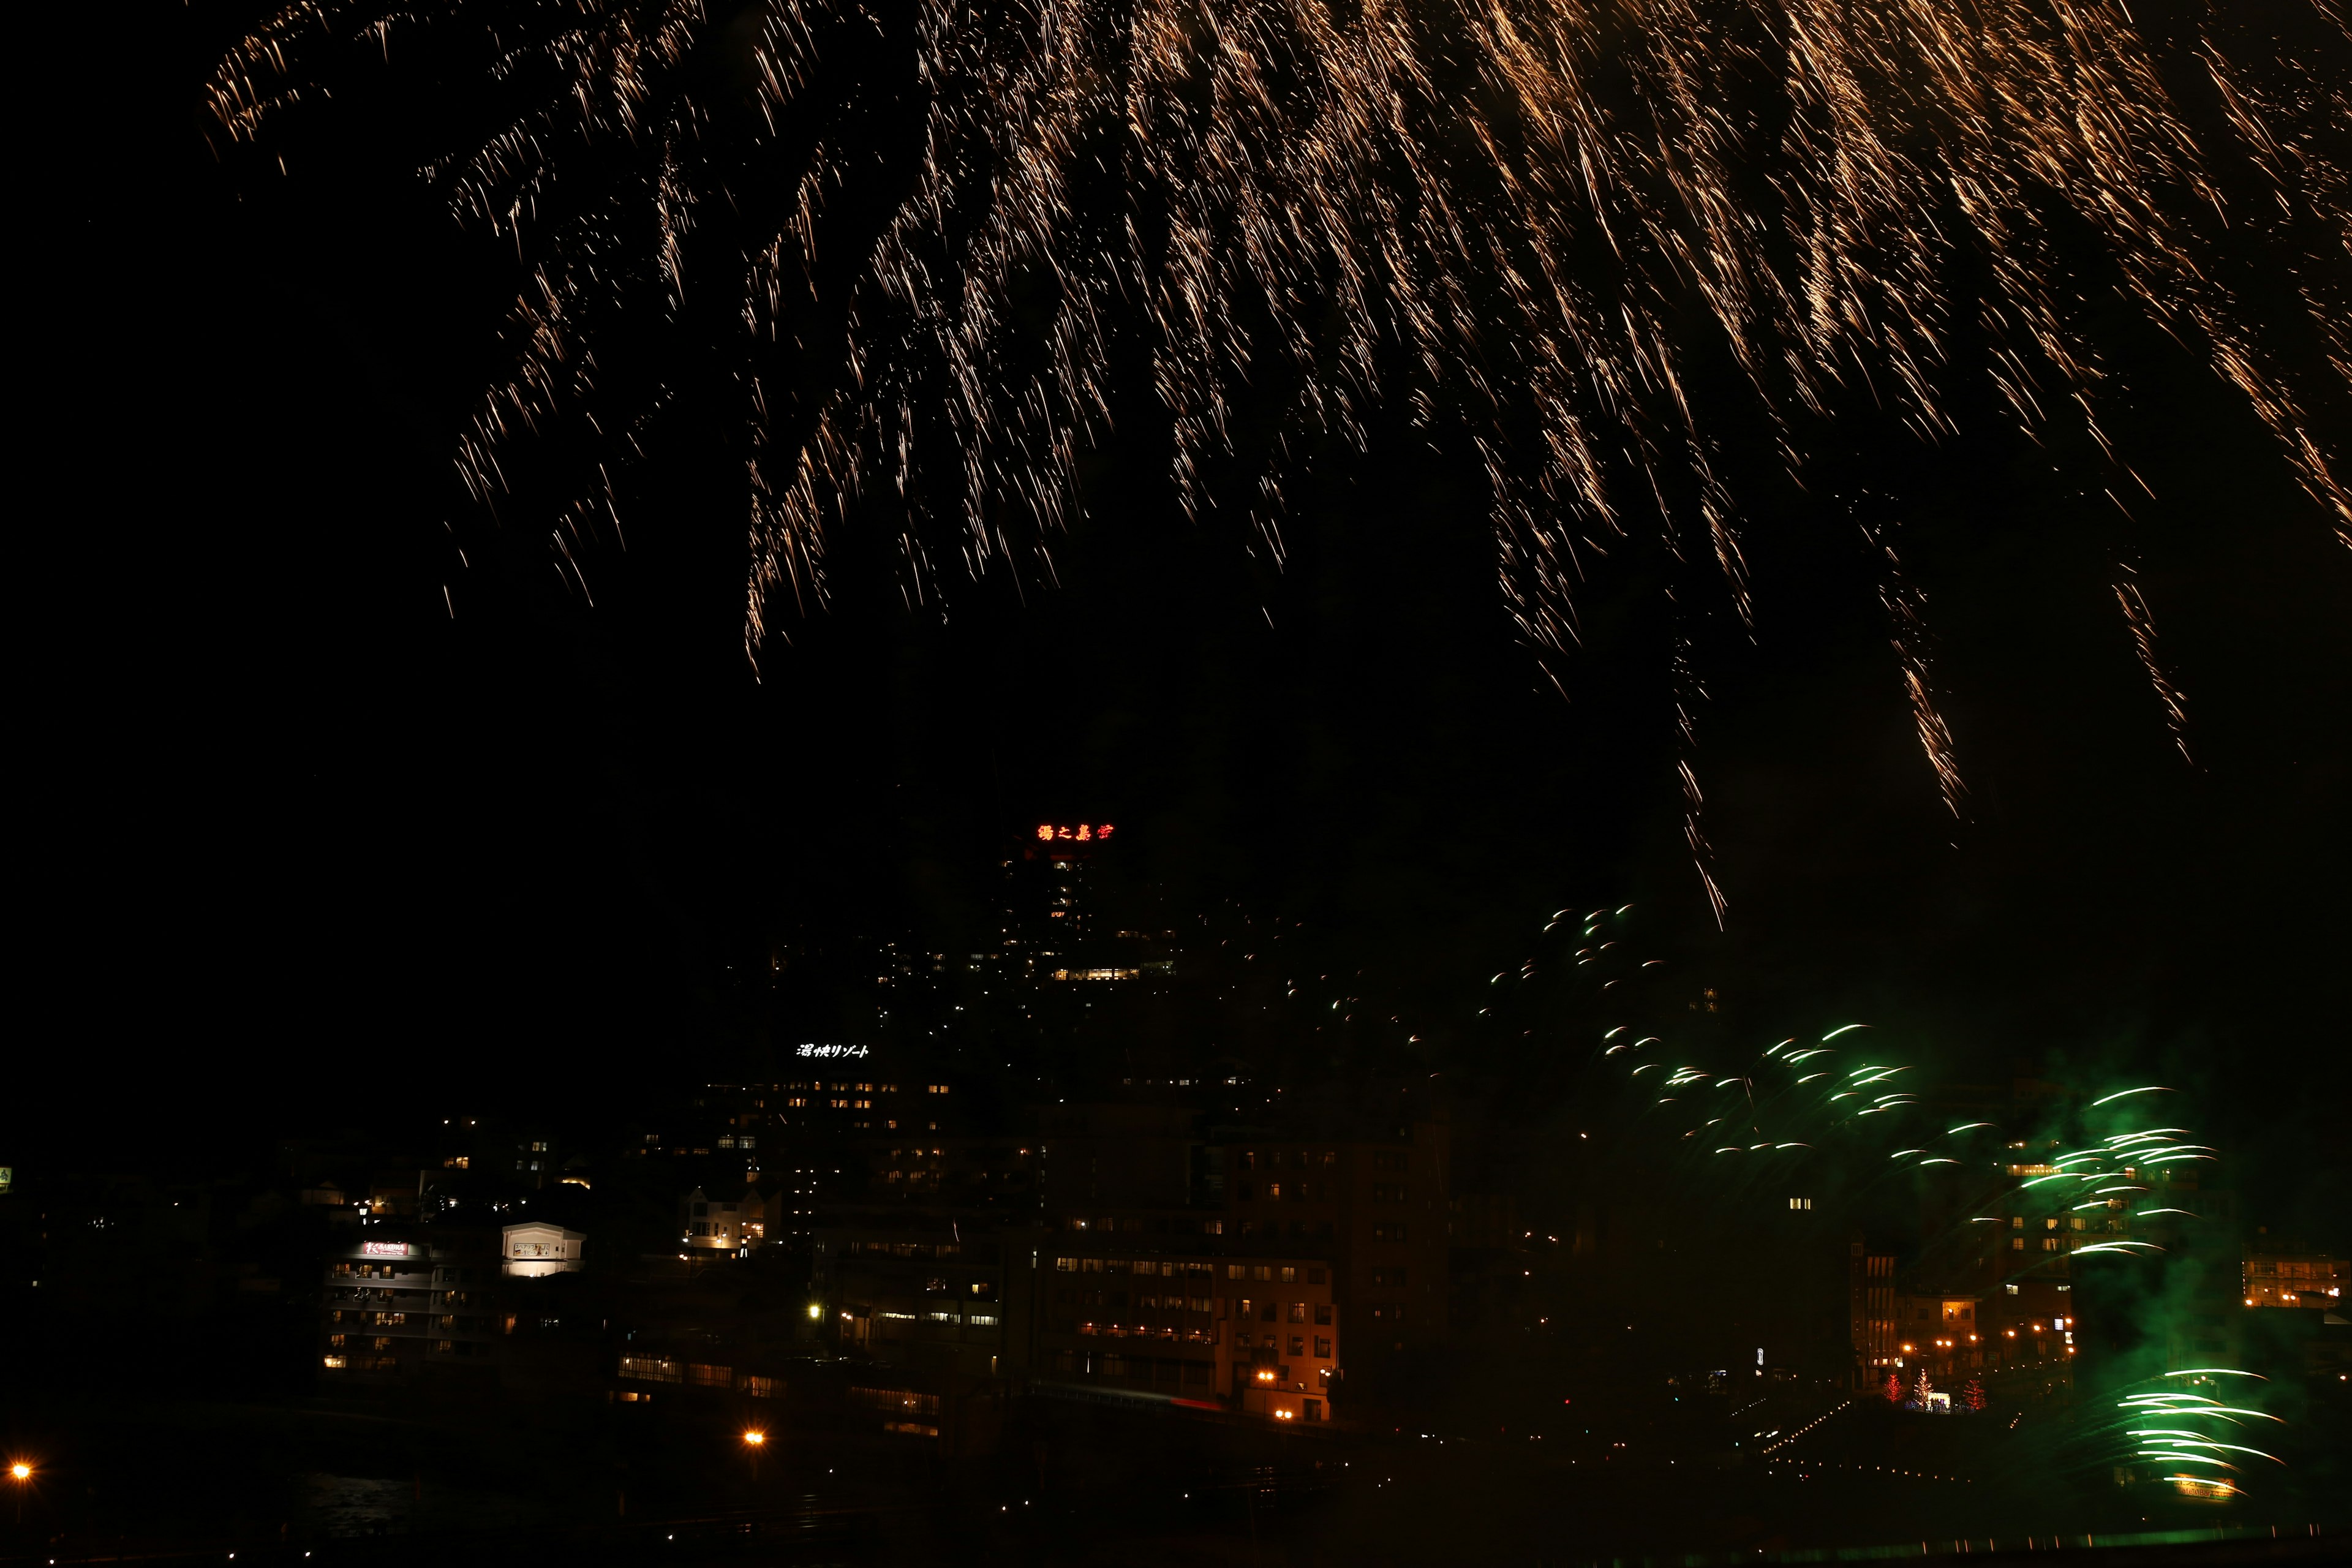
[205,0,2350,913]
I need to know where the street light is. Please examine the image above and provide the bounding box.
[741,1428,767,1488]
[7,1464,28,1482]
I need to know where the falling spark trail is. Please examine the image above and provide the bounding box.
[209,0,2351,865]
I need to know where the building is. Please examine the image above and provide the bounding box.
[813,1222,1010,1381]
[320,1229,490,1385]
[1033,1103,1447,1401]
[1850,1240,1897,1382]
[867,1137,1040,1211]
[1029,1241,1340,1422]
[679,1185,771,1255]
[1216,1123,1450,1360]
[2242,1242,2345,1310]
[1002,821,1174,982]
[502,1220,587,1277]
[318,1222,588,1386]
[1020,821,1116,954]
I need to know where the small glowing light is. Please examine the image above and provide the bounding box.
[743,1430,767,1446]
[8,1463,29,1481]
[807,1303,824,1321]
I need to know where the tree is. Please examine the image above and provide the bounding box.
[1962,1378,1986,1412]
[1883,1371,1902,1403]
[1913,1368,1936,1405]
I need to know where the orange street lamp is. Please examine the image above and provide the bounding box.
[7,1464,28,1482]
[742,1430,767,1447]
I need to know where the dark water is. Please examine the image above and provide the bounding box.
[2,1381,2343,1567]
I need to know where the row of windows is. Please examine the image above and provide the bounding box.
[325,1310,413,1328]
[850,1385,940,1417]
[1235,1300,1334,1324]
[1234,1333,1332,1359]
[1047,1351,1212,1384]
[1234,1148,1408,1171]
[1050,1257,1336,1284]
[1054,1257,1219,1276]
[846,1240,988,1261]
[1238,1180,1332,1202]
[1073,1323,1216,1343]
[612,1356,778,1395]
[331,1287,410,1304]
[1232,1219,1332,1241]
[1058,1289,1212,1313]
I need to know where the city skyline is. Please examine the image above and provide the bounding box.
[5,2,2348,1561]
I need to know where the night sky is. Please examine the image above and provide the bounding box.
[18,7,2348,1245]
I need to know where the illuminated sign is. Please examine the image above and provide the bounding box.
[361,1242,410,1258]
[796,1043,872,1059]
[1035,823,1115,843]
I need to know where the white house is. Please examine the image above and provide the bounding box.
[502,1220,587,1277]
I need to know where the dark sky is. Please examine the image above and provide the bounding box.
[18,9,2348,1241]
